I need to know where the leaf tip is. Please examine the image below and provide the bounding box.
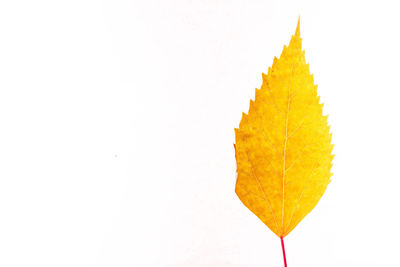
[296,16,301,36]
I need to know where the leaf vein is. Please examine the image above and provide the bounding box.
[284,156,323,234]
[243,140,279,234]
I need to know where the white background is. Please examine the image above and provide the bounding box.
[0,0,399,266]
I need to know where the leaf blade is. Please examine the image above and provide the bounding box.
[235,19,334,237]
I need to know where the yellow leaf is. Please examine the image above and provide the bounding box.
[234,19,334,238]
